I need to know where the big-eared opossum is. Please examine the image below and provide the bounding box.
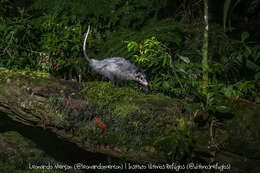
[83,25,148,86]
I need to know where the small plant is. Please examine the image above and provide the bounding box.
[127,37,203,98]
[35,12,86,79]
[0,8,38,69]
[127,36,171,68]
[216,32,260,81]
[222,80,257,98]
[127,37,178,94]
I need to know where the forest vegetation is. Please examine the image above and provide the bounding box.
[0,0,260,172]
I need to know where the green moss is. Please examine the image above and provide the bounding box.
[81,82,184,122]
[81,82,146,116]
[114,103,140,117]
[98,130,129,146]
[224,101,260,159]
[0,88,6,96]
[82,82,144,104]
[0,68,74,99]
[78,82,188,153]
[0,68,50,83]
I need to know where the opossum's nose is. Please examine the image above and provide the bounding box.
[142,81,148,86]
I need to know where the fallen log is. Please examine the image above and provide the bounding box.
[0,68,259,172]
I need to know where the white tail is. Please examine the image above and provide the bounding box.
[83,25,91,61]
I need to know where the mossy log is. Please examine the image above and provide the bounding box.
[0,68,259,171]
[0,68,183,162]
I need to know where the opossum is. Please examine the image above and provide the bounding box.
[83,25,148,86]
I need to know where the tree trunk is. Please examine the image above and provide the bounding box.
[202,0,209,95]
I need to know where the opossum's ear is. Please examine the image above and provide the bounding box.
[134,71,142,77]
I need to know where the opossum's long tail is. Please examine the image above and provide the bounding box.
[83,25,91,61]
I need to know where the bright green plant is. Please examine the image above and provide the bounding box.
[127,37,175,94]
[127,37,203,98]
[127,37,171,68]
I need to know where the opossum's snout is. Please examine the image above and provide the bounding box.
[134,71,148,86]
[141,80,148,86]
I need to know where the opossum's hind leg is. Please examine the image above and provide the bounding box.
[113,80,124,87]
[106,74,117,87]
[111,77,122,87]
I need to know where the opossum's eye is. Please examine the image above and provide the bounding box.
[140,76,146,81]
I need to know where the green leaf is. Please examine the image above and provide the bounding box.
[162,81,172,89]
[241,32,249,42]
[0,24,7,32]
[215,105,231,113]
[127,41,139,52]
[177,55,190,64]
[255,72,260,81]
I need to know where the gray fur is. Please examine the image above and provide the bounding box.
[83,25,148,86]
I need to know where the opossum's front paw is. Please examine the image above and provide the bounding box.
[111,81,118,88]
